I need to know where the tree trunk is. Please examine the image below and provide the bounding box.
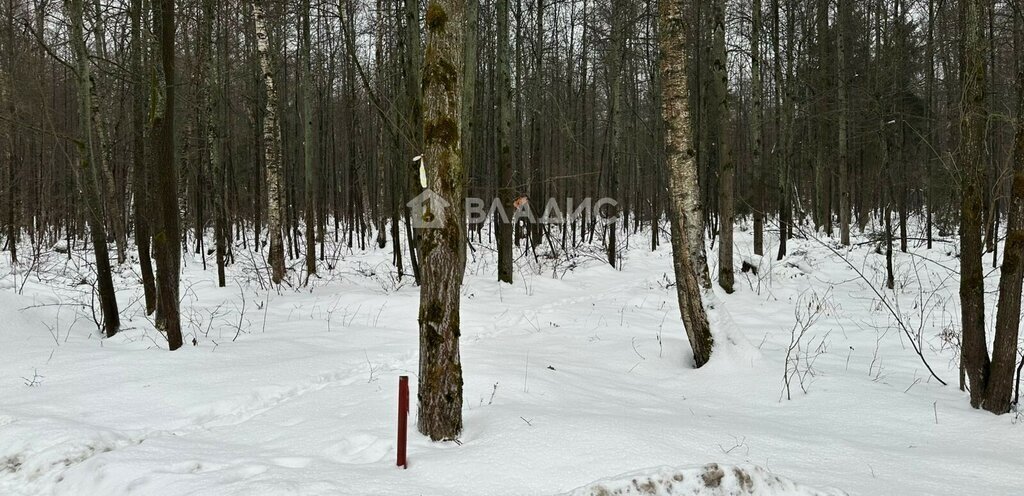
[403,0,423,284]
[89,0,127,266]
[711,0,732,292]
[958,0,989,408]
[659,0,713,367]
[751,0,764,256]
[130,0,157,311]
[417,0,466,441]
[301,0,317,282]
[65,0,120,338]
[837,0,850,246]
[151,0,182,350]
[254,0,285,285]
[980,46,1023,414]
[496,0,514,283]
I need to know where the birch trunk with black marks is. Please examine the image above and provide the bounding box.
[659,0,713,367]
[254,0,285,285]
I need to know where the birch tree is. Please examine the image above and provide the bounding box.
[659,0,713,367]
[254,0,286,285]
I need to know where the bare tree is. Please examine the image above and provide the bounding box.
[659,0,713,367]
[64,0,120,338]
[958,0,989,408]
[417,0,467,441]
[254,0,286,285]
[980,18,1023,414]
[151,0,182,350]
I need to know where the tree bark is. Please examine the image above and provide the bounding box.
[837,0,850,246]
[65,0,120,338]
[659,0,713,367]
[751,0,764,256]
[496,0,514,283]
[253,0,285,285]
[417,0,466,441]
[958,0,989,408]
[980,44,1023,414]
[130,0,157,311]
[711,0,733,292]
[151,0,182,350]
[301,0,317,282]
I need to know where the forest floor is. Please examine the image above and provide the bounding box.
[0,220,1021,495]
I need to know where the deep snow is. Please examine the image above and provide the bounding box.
[0,221,1021,495]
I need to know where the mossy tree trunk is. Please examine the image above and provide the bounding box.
[417,0,467,441]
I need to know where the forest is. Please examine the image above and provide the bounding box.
[0,0,1022,493]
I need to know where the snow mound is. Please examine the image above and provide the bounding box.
[703,291,761,368]
[562,464,847,496]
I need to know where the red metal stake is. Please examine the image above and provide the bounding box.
[397,375,409,468]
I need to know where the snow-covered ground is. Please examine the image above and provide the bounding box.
[0,221,1021,495]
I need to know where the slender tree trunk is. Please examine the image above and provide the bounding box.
[301,0,317,282]
[417,0,466,441]
[496,0,514,283]
[751,0,764,256]
[711,0,732,292]
[3,0,17,265]
[203,0,227,288]
[89,0,127,266]
[65,0,120,338]
[403,0,423,284]
[980,42,1024,414]
[959,0,989,408]
[772,0,788,261]
[659,0,713,367]
[606,0,626,268]
[151,0,182,350]
[837,0,850,246]
[254,0,285,285]
[130,0,156,310]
